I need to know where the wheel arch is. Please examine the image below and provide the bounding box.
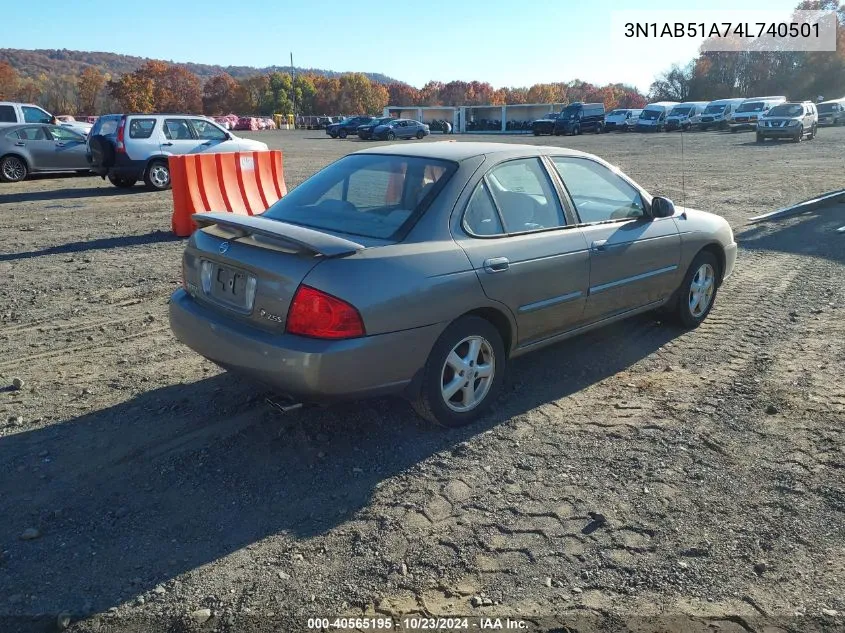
[698,242,726,285]
[460,306,515,357]
[0,152,31,171]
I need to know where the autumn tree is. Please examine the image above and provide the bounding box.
[77,66,106,115]
[202,73,239,114]
[387,82,421,106]
[0,62,19,100]
[108,61,201,113]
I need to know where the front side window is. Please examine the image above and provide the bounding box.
[190,119,227,140]
[163,119,194,140]
[484,158,565,233]
[262,154,455,240]
[552,157,645,223]
[49,126,85,142]
[22,106,52,124]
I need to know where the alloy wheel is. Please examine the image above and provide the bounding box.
[2,157,26,182]
[689,263,715,318]
[440,336,495,413]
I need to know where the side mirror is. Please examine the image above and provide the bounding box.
[224,132,232,140]
[651,196,676,218]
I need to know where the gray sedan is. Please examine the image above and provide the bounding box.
[0,124,90,182]
[170,142,737,427]
[372,119,430,140]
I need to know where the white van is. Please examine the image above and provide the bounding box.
[603,108,643,132]
[635,101,679,132]
[816,97,845,126]
[728,96,787,132]
[665,102,710,131]
[697,98,746,131]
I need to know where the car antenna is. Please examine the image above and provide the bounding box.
[680,121,686,212]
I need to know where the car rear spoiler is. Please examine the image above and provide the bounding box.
[192,212,365,257]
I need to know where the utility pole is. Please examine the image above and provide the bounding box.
[290,52,296,128]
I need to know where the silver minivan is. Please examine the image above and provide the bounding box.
[87,114,268,190]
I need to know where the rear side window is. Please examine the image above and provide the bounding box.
[484,159,565,233]
[0,105,15,122]
[129,118,156,139]
[15,126,48,140]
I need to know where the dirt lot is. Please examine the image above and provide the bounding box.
[1,128,844,633]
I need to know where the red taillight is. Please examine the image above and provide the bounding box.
[286,285,364,339]
[116,116,126,153]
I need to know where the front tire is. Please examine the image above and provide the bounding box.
[411,316,506,428]
[338,129,348,139]
[756,132,764,143]
[670,251,719,328]
[0,155,28,182]
[572,125,581,136]
[793,126,803,142]
[807,124,816,140]
[386,131,396,141]
[144,159,171,191]
[416,130,424,139]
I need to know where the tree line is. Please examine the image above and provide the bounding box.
[0,59,647,117]
[649,0,845,102]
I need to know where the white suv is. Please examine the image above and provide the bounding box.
[87,114,269,190]
[756,101,819,143]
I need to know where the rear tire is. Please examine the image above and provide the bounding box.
[411,316,506,428]
[338,129,348,139]
[108,174,136,188]
[669,251,720,329]
[143,159,171,191]
[329,132,338,138]
[0,155,28,182]
[533,130,540,136]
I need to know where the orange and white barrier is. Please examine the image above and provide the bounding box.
[170,151,287,237]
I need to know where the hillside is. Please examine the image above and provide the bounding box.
[0,48,399,84]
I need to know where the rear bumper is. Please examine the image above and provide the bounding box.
[169,289,442,401]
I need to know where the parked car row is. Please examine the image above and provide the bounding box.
[326,116,431,140]
[529,95,843,139]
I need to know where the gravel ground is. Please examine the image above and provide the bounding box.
[1,128,844,633]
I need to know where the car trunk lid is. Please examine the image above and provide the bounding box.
[183,213,374,332]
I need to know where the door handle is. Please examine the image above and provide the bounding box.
[483,257,510,273]
[201,141,212,145]
[591,240,608,252]
[162,142,174,146]
[14,141,25,147]
[55,142,65,147]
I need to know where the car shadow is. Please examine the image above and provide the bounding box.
[0,186,151,205]
[0,311,681,620]
[736,200,845,264]
[0,231,181,262]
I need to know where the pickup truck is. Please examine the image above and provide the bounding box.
[0,102,93,135]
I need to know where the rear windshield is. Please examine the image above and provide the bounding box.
[262,154,456,240]
[91,116,121,136]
